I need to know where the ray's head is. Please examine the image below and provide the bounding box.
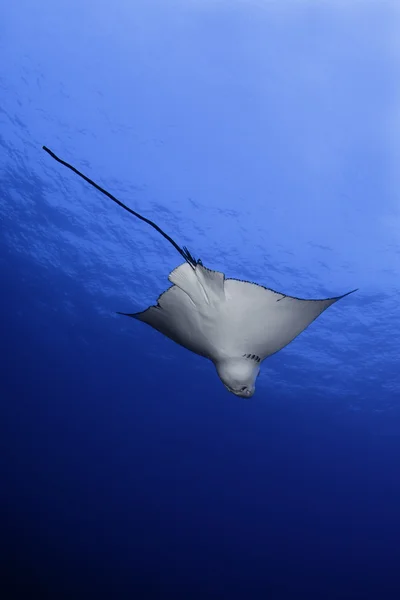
[215,357,260,398]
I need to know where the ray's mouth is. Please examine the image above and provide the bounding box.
[224,384,254,398]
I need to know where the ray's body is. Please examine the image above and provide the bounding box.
[43,146,356,397]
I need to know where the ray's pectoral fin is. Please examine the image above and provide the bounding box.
[263,290,356,356]
[223,279,357,361]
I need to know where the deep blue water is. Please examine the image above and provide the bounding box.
[1,2,400,598]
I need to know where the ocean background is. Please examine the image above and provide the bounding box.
[1,1,399,598]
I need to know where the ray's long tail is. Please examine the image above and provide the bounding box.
[42,146,201,267]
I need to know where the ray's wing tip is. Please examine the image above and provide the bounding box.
[338,288,358,300]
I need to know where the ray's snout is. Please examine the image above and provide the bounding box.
[215,358,259,399]
[232,385,255,399]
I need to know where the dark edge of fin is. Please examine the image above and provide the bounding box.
[337,288,358,300]
[42,145,201,267]
[276,287,359,303]
[226,277,359,303]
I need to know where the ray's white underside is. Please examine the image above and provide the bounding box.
[128,261,353,364]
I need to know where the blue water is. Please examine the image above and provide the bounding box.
[1,2,399,598]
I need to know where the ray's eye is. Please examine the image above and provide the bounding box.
[240,386,247,392]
